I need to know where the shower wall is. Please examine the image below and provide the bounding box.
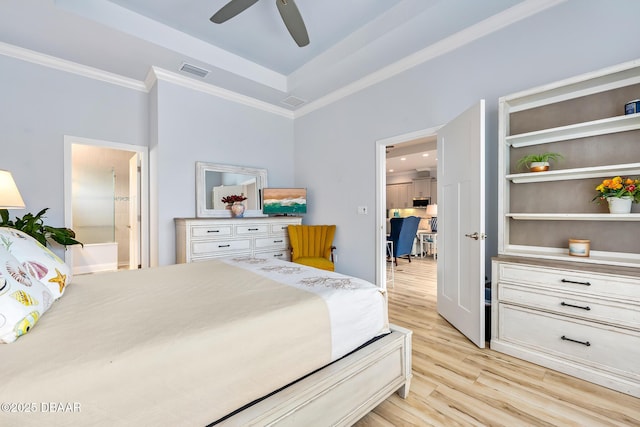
[72,145,136,268]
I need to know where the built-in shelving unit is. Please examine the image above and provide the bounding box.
[498,58,640,267]
[492,59,640,399]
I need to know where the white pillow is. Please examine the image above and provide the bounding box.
[0,227,72,300]
[0,245,54,343]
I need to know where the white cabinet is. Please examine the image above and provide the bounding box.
[386,183,412,209]
[492,59,640,398]
[175,217,302,263]
[412,178,431,198]
[492,257,640,397]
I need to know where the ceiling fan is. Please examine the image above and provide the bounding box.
[211,0,310,47]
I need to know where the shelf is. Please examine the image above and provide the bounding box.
[506,113,640,147]
[506,163,640,183]
[507,213,640,221]
[503,246,640,268]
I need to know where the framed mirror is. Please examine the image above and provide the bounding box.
[196,162,268,218]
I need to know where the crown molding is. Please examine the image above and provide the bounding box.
[0,41,147,92]
[0,0,565,120]
[294,0,567,118]
[147,67,294,119]
[0,41,293,119]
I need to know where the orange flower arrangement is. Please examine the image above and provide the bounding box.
[593,176,640,204]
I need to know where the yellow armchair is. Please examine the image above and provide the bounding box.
[287,225,336,271]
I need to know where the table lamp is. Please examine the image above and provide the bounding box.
[426,204,437,232]
[0,170,25,209]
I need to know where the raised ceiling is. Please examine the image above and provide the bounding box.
[0,0,562,112]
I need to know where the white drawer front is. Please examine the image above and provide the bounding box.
[255,249,290,261]
[255,236,288,250]
[192,239,251,255]
[499,304,640,379]
[499,263,638,301]
[499,284,640,329]
[236,224,268,235]
[191,225,233,238]
[271,223,292,235]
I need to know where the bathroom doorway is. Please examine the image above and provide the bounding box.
[64,136,149,274]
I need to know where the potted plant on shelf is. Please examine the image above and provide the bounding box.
[221,194,248,218]
[0,208,82,247]
[592,176,640,214]
[516,152,564,172]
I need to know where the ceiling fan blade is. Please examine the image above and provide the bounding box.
[211,0,259,24]
[275,0,309,47]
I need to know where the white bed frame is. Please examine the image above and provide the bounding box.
[218,324,412,426]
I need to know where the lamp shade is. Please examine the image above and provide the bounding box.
[426,204,437,217]
[0,170,25,209]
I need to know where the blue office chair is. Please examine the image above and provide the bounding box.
[387,216,421,266]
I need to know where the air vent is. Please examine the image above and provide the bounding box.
[179,62,210,78]
[281,95,306,108]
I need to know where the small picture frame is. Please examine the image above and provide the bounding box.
[568,239,590,257]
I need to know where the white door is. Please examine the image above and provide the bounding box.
[436,100,486,348]
[129,154,140,269]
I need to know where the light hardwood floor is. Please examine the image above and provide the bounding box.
[354,257,640,427]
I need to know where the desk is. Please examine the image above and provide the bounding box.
[417,231,437,259]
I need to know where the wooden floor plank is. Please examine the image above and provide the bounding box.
[354,257,640,426]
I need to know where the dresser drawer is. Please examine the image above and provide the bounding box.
[236,224,268,235]
[255,249,290,261]
[499,283,640,329]
[255,236,289,250]
[191,225,233,238]
[192,239,251,255]
[271,223,292,235]
[499,304,640,379]
[498,263,639,301]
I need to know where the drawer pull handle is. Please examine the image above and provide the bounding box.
[248,228,259,231]
[561,279,591,286]
[218,244,231,248]
[207,230,220,233]
[561,302,591,311]
[273,240,283,243]
[273,253,283,257]
[561,335,591,347]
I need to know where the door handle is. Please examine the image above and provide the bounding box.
[464,232,487,240]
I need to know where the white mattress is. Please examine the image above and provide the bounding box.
[0,256,388,426]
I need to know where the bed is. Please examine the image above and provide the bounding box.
[0,239,412,426]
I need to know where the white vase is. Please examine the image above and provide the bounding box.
[607,196,632,214]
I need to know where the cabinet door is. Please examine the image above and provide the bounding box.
[430,179,437,204]
[413,179,431,198]
[386,185,396,210]
[399,183,412,208]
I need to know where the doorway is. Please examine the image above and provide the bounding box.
[376,126,441,289]
[64,136,149,274]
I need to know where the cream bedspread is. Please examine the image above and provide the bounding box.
[0,257,387,426]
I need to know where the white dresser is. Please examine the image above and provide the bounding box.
[491,256,640,397]
[175,217,302,263]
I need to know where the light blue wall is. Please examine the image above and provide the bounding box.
[293,0,640,282]
[151,80,294,265]
[0,55,147,258]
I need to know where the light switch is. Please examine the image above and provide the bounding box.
[357,206,368,215]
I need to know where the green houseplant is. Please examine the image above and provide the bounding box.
[0,208,82,247]
[516,152,564,172]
